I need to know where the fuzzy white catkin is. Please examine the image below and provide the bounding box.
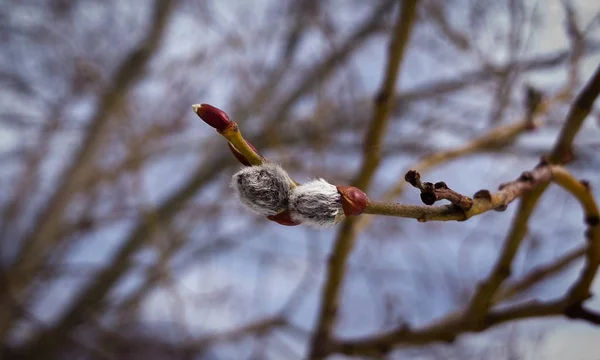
[288,179,344,227]
[231,163,293,216]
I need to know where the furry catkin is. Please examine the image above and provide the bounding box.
[231,164,293,216]
[288,179,344,227]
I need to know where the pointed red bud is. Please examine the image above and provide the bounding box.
[267,210,301,226]
[192,103,231,132]
[228,142,260,166]
[336,185,368,216]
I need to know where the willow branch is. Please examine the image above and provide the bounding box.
[457,62,600,330]
[326,164,599,357]
[404,170,473,210]
[551,167,600,303]
[364,164,552,222]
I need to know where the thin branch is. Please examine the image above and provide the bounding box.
[494,245,585,302]
[350,87,564,234]
[549,63,600,163]
[386,89,563,201]
[404,170,473,210]
[328,298,566,357]
[364,164,553,222]
[551,167,600,304]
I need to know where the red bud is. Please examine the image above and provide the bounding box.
[228,142,260,166]
[192,103,231,132]
[267,210,301,226]
[336,185,368,216]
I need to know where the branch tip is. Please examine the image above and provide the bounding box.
[420,192,437,205]
[404,170,420,186]
[193,103,231,132]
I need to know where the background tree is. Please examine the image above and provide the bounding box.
[0,0,599,359]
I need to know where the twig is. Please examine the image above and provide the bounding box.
[404,170,473,210]
[364,164,552,222]
[350,88,562,234]
[386,88,564,202]
[551,167,600,304]
[549,63,600,163]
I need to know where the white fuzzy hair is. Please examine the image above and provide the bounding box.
[288,179,344,227]
[231,163,293,216]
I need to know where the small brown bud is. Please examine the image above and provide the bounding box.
[336,185,368,216]
[192,103,231,132]
[267,210,301,226]
[580,180,591,190]
[473,189,492,201]
[420,192,436,206]
[422,182,434,192]
[434,181,448,189]
[404,170,420,186]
